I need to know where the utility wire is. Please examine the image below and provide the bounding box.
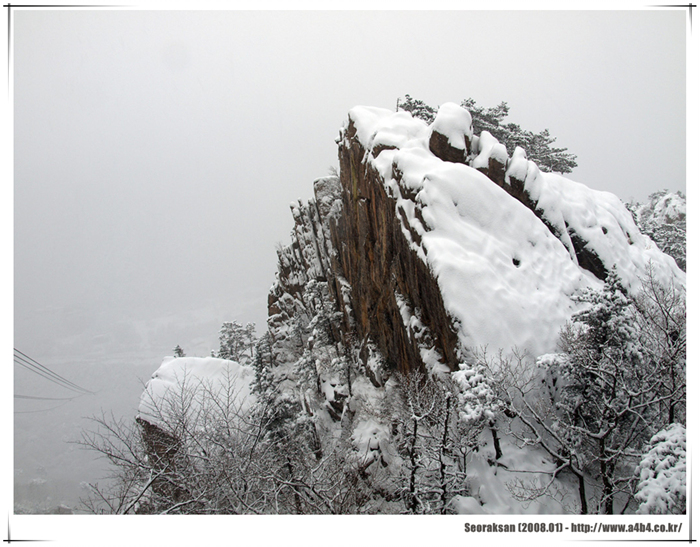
[15,394,80,401]
[14,356,87,394]
[13,348,94,394]
[14,348,92,393]
[15,349,92,393]
[13,351,79,390]
[14,358,81,393]
[15,402,72,414]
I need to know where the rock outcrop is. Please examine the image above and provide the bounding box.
[428,102,473,164]
[266,175,347,366]
[266,102,683,378]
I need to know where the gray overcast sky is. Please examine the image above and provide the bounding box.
[13,8,687,359]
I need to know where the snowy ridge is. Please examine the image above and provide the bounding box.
[504,152,682,292]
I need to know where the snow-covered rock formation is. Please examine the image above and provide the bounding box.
[245,102,683,512]
[138,356,255,430]
[628,190,686,272]
[325,103,682,370]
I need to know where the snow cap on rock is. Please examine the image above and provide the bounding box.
[429,102,474,163]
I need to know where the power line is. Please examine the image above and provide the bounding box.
[14,355,87,394]
[13,348,94,394]
[14,358,81,393]
[14,348,92,393]
[14,348,94,393]
[14,402,72,414]
[15,394,79,401]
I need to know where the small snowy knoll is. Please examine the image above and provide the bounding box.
[138,357,255,429]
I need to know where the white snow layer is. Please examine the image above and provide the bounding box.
[345,105,684,357]
[503,152,683,292]
[472,130,508,171]
[138,357,255,429]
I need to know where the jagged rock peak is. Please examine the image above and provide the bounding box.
[266,174,349,368]
[266,103,683,375]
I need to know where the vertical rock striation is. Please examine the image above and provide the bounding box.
[329,118,459,375]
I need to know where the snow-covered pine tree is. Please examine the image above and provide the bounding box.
[635,423,686,515]
[216,321,257,363]
[452,351,505,462]
[552,269,674,513]
[396,94,437,123]
[498,265,685,514]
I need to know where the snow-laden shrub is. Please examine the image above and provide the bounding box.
[635,423,686,515]
[452,362,499,425]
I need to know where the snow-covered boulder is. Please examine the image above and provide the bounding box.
[472,130,508,187]
[428,102,474,163]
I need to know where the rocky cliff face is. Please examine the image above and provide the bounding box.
[250,103,684,512]
[265,175,360,420]
[330,117,460,375]
[140,102,683,457]
[267,175,345,366]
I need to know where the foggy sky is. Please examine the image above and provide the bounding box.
[13,9,686,359]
